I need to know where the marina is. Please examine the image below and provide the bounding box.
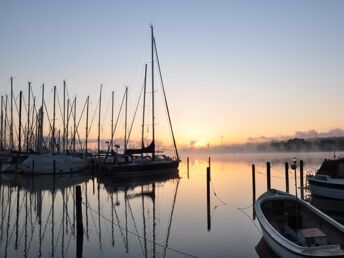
[1,152,343,257]
[1,2,344,257]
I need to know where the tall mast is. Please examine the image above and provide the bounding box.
[73,97,76,152]
[141,64,148,156]
[38,84,44,153]
[18,91,22,153]
[124,86,128,153]
[27,82,31,152]
[10,77,14,150]
[52,85,56,153]
[97,84,102,162]
[0,95,3,150]
[85,96,89,156]
[66,98,69,150]
[111,91,114,150]
[150,25,156,159]
[4,95,7,149]
[63,80,66,153]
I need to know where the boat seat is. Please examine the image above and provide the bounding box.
[297,228,328,247]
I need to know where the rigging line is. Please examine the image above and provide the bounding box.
[210,204,226,224]
[153,36,179,159]
[43,101,53,135]
[56,91,64,126]
[238,203,253,210]
[102,89,126,163]
[113,201,127,249]
[162,178,180,258]
[87,100,99,136]
[111,89,126,142]
[101,93,112,131]
[128,31,149,87]
[256,170,285,180]
[9,189,26,243]
[210,180,228,206]
[53,213,65,253]
[127,199,144,255]
[41,194,54,243]
[84,202,198,258]
[237,207,262,235]
[127,82,144,143]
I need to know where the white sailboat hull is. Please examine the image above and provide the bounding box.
[18,154,87,175]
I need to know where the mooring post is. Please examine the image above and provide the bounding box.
[252,164,256,201]
[300,160,304,200]
[285,162,289,193]
[76,185,83,258]
[267,162,271,191]
[208,157,211,169]
[252,164,256,219]
[206,166,211,231]
[187,157,189,179]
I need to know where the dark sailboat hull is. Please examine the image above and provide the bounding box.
[100,159,179,177]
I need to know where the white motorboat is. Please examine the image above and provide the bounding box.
[254,189,344,257]
[308,158,344,200]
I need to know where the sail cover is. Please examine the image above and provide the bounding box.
[125,141,155,155]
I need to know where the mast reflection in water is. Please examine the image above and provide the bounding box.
[0,170,180,258]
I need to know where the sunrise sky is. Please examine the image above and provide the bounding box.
[1,1,344,148]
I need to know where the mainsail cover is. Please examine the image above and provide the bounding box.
[125,141,155,155]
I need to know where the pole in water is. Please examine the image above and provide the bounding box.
[208,157,211,169]
[206,166,211,231]
[32,159,34,175]
[285,162,289,193]
[76,185,84,258]
[187,157,189,179]
[266,162,271,191]
[252,164,256,220]
[53,160,56,176]
[300,160,304,200]
[252,164,256,202]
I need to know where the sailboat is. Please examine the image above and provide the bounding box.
[101,26,180,177]
[3,83,88,175]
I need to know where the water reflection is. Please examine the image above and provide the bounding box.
[1,152,341,258]
[0,173,90,258]
[0,170,181,258]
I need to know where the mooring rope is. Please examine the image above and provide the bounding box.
[82,202,198,258]
[237,207,262,235]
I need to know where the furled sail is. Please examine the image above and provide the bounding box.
[125,141,155,155]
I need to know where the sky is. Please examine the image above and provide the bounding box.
[1,1,344,148]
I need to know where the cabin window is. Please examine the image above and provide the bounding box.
[339,163,344,178]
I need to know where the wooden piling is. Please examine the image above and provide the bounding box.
[300,160,304,200]
[267,162,271,191]
[252,164,256,219]
[208,157,211,169]
[252,164,256,201]
[76,185,83,258]
[285,162,289,193]
[187,157,189,179]
[206,167,211,231]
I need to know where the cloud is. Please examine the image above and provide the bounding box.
[248,128,344,143]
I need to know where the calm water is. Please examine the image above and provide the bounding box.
[0,152,342,258]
